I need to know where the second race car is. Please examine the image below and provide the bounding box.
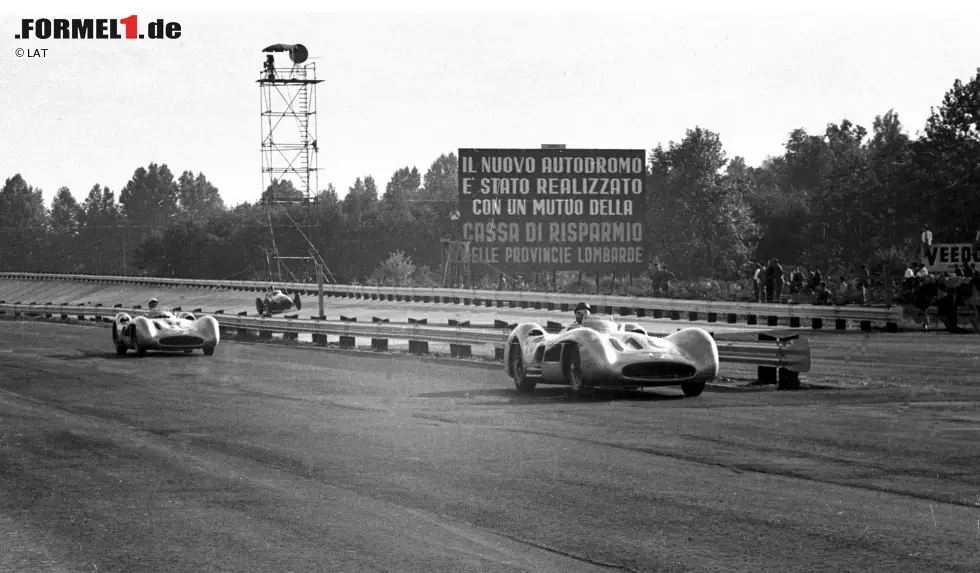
[255,289,302,316]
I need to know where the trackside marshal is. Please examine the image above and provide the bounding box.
[457,148,647,273]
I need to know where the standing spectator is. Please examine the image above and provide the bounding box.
[953,263,964,277]
[753,263,764,302]
[764,260,775,303]
[916,262,930,289]
[921,224,933,258]
[904,262,916,292]
[858,264,872,305]
[771,259,785,303]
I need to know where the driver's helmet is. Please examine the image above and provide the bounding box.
[573,301,592,324]
[148,298,159,310]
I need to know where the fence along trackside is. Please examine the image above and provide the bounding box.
[0,302,812,387]
[0,271,902,331]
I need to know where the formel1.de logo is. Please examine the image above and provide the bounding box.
[16,16,182,40]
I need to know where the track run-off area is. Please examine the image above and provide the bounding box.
[1,318,979,573]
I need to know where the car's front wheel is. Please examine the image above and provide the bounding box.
[563,344,592,397]
[203,345,215,356]
[132,334,147,357]
[510,342,536,394]
[681,381,705,397]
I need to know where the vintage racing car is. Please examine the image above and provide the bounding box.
[112,310,220,356]
[255,289,302,316]
[504,314,719,397]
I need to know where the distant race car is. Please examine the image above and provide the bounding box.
[255,290,302,316]
[112,310,220,356]
[504,314,719,397]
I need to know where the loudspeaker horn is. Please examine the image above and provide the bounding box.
[289,44,308,64]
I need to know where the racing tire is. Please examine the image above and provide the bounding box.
[203,345,215,356]
[293,293,302,311]
[112,325,128,355]
[510,342,537,394]
[681,381,705,397]
[563,344,593,398]
[131,330,147,357]
[255,298,265,316]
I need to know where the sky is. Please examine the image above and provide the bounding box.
[1,0,978,209]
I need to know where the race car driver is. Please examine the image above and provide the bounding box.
[572,301,592,325]
[146,298,167,318]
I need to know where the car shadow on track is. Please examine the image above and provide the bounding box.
[56,350,205,360]
[418,387,687,404]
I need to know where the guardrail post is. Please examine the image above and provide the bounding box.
[812,317,823,329]
[767,316,779,327]
[688,311,698,321]
[284,332,298,341]
[790,317,801,328]
[757,364,778,384]
[756,333,778,385]
[371,338,388,351]
[835,319,847,330]
[707,312,717,323]
[313,334,328,346]
[670,310,680,320]
[885,320,898,333]
[778,368,800,391]
[860,320,871,332]
[339,335,355,348]
[727,313,737,324]
[409,340,429,355]
[653,309,663,319]
[450,343,472,358]
[747,314,757,325]
[495,347,505,360]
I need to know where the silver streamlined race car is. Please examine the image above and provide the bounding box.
[504,314,719,397]
[255,290,302,316]
[111,310,220,356]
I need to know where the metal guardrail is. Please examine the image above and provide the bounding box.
[0,271,902,329]
[0,302,812,383]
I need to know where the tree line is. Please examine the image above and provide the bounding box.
[2,68,978,287]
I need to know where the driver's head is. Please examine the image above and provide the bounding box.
[148,298,158,310]
[573,302,592,324]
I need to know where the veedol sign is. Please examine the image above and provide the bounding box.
[457,148,647,274]
[923,243,980,273]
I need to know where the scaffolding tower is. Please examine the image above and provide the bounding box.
[441,239,472,288]
[257,43,335,284]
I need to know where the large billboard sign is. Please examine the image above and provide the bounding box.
[457,148,647,274]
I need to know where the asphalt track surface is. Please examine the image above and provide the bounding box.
[2,321,980,573]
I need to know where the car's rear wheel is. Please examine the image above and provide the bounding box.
[681,381,705,397]
[510,342,536,394]
[563,344,592,397]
